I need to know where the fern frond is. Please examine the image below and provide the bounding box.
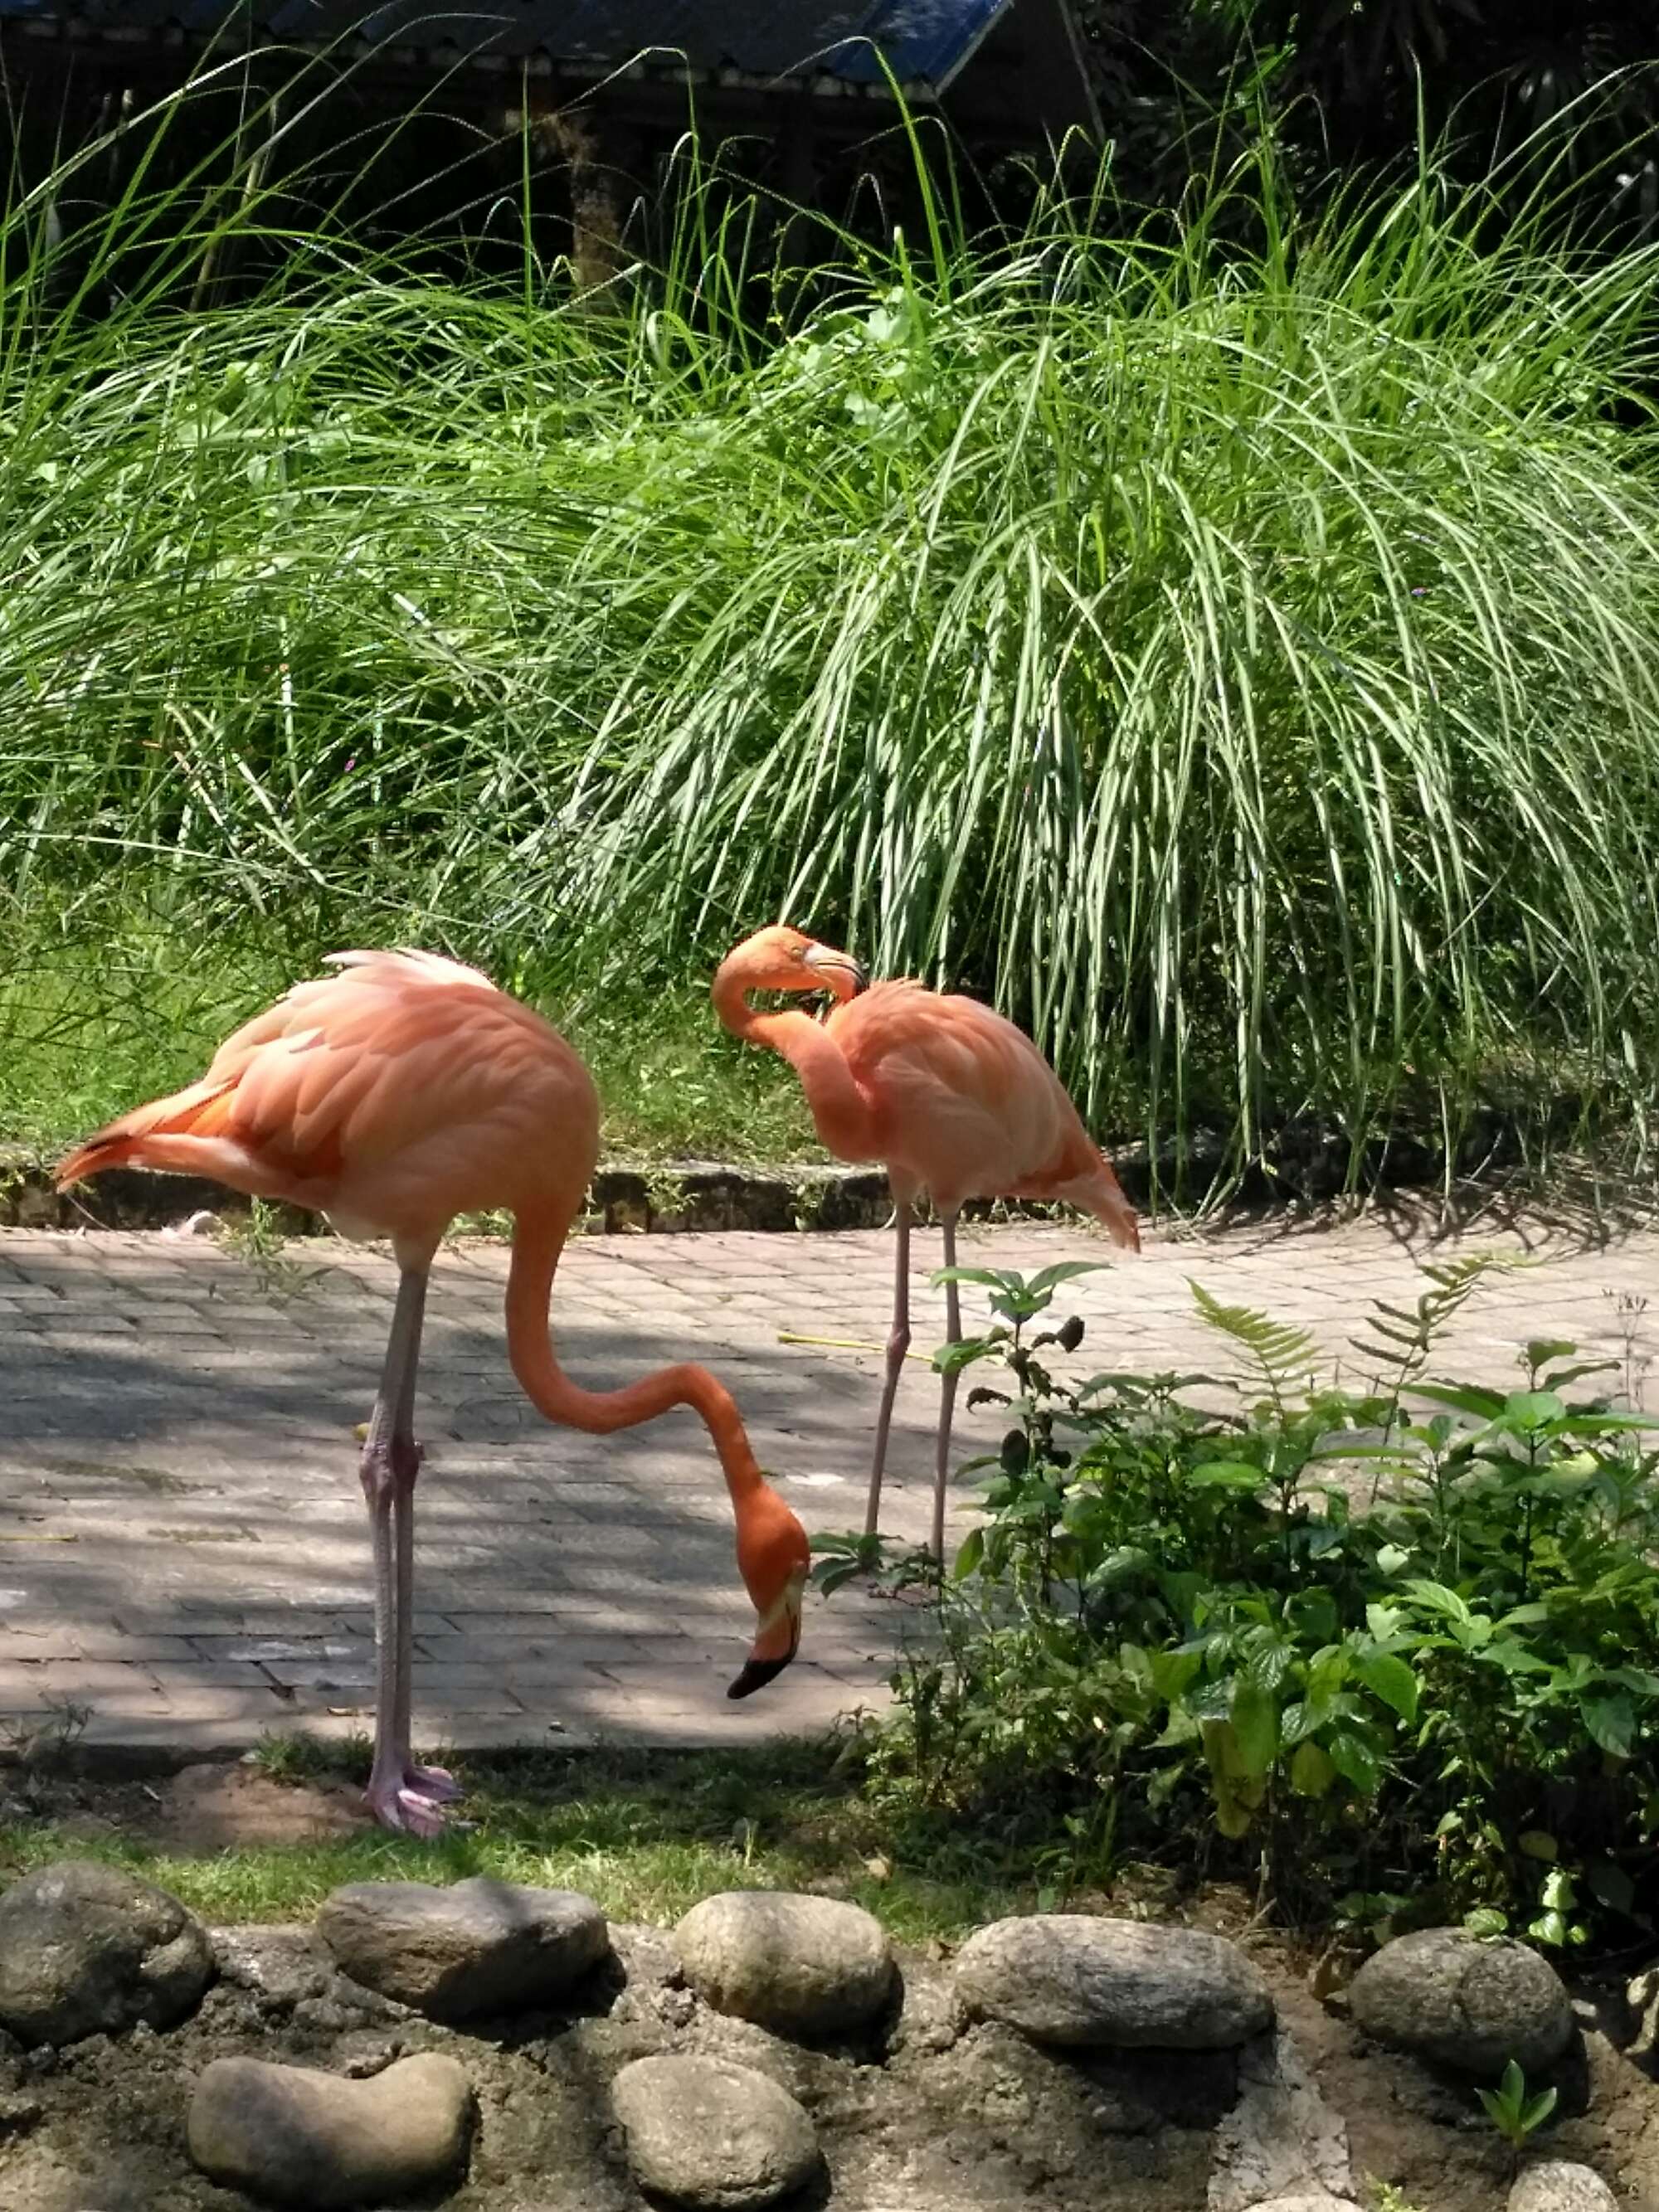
[1350,1253,1515,1420]
[1190,1280,1317,1412]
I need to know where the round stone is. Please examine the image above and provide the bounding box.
[0,1860,214,2046]
[611,2053,820,2211]
[1509,2162,1619,2212]
[1250,2200,1366,2212]
[674,1890,895,2039]
[955,1914,1274,2049]
[1349,1928,1572,2078]
[187,2051,472,2209]
[316,1877,608,2020]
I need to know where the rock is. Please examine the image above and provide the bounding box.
[316,1877,608,2020]
[213,1925,334,2011]
[611,2053,820,2210]
[1209,2030,1353,2212]
[1509,2163,1620,2212]
[1246,2200,1365,2212]
[1348,1928,1572,2078]
[0,1860,214,2045]
[674,1890,895,2039]
[187,2050,472,2208]
[956,1914,1274,2050]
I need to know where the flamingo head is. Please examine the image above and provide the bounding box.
[728,1487,811,1699]
[716,925,868,1004]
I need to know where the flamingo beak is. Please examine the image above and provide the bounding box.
[727,1592,803,1699]
[802,946,869,996]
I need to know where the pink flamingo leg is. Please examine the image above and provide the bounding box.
[930,1211,963,1562]
[359,1268,450,1835]
[863,1198,912,1539]
[387,1276,460,1809]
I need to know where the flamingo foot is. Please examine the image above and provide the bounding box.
[364,1777,452,1838]
[404,1762,463,1804]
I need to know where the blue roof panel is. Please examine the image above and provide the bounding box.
[0,0,1017,87]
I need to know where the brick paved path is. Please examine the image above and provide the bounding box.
[0,1208,1652,1762]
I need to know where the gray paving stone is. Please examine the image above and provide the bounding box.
[0,1215,1651,1753]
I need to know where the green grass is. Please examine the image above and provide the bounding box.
[0,928,815,1164]
[2,74,1659,1186]
[0,1740,1030,1941]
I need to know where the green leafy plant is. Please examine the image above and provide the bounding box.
[841,1262,1659,1942]
[1477,2058,1559,2151]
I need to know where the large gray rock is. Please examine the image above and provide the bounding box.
[316,1877,608,2020]
[956,1914,1274,2050]
[674,1890,895,2039]
[1349,1928,1572,2078]
[611,2053,820,2210]
[0,1860,213,2045]
[1245,2200,1365,2212]
[187,2051,472,2209]
[1509,2163,1619,2212]
[1209,2030,1353,2212]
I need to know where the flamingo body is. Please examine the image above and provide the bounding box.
[60,951,594,1257]
[60,951,810,1831]
[713,928,1137,1553]
[822,980,1137,1237]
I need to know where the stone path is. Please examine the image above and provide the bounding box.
[0,1203,1653,1761]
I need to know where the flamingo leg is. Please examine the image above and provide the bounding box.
[863,1198,912,1539]
[929,1211,963,1563]
[360,1266,447,1835]
[387,1272,460,1809]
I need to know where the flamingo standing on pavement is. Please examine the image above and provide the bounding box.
[56,950,810,1835]
[713,926,1139,1558]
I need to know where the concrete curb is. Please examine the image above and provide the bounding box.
[2,1117,1477,1237]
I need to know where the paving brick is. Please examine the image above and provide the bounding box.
[2,1213,1655,1754]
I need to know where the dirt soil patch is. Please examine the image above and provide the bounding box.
[1,1771,1658,2212]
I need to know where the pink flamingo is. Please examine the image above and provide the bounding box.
[57,950,810,1835]
[713,926,1139,1558]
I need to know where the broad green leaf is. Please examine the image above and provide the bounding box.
[1355,1650,1419,1723]
[1413,1383,1506,1419]
[1517,1830,1557,1861]
[1326,1728,1382,1795]
[1187,1461,1265,1490]
[1289,1739,1337,1797]
[1582,1692,1637,1759]
[1229,1675,1278,1778]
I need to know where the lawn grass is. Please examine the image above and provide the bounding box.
[0,1739,1032,1942]
[0,926,815,1164]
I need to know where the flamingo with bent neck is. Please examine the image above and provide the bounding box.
[713,926,1139,1558]
[56,949,810,1835]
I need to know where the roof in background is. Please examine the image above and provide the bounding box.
[0,0,1016,89]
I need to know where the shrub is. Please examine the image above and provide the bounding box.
[830,1262,1659,1946]
[3,80,1659,1174]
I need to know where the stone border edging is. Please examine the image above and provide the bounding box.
[0,1120,1481,1236]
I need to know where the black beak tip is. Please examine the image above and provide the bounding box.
[848,962,870,996]
[727,1653,794,1700]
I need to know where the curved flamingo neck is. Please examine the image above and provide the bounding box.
[504,1207,763,1503]
[710,971,876,1161]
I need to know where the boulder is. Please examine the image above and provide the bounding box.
[0,1860,213,2045]
[1509,2163,1620,2212]
[1348,1928,1572,2078]
[956,1914,1274,2049]
[674,1890,895,2039]
[1248,2200,1365,2212]
[1209,2030,1353,2212]
[187,2050,472,2209]
[611,2053,820,2210]
[316,1877,607,2020]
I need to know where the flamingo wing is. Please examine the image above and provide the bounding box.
[58,951,594,1234]
[830,984,1080,1201]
